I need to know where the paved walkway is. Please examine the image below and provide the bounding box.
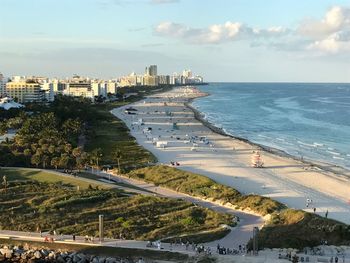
[2,167,152,196]
[91,169,264,248]
[3,167,263,248]
[1,230,349,263]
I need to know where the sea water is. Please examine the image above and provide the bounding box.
[193,83,350,169]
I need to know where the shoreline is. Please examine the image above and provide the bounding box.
[112,86,350,224]
[185,98,350,181]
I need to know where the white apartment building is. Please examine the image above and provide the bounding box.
[91,81,108,98]
[63,76,94,100]
[40,82,55,102]
[107,80,117,94]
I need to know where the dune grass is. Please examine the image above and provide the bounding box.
[256,209,350,249]
[128,165,285,215]
[0,179,233,242]
[127,165,350,248]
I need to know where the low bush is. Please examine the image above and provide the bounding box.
[128,165,350,248]
[0,181,233,242]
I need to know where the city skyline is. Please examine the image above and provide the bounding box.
[1,0,350,82]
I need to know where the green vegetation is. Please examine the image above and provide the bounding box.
[85,102,155,171]
[128,165,350,248]
[3,85,349,249]
[77,171,154,193]
[162,227,231,244]
[0,96,96,169]
[0,168,112,190]
[128,165,285,215]
[0,178,233,242]
[256,209,350,249]
[0,86,174,171]
[84,84,174,170]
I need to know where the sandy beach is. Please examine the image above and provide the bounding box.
[112,86,350,225]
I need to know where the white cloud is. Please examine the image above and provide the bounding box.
[155,6,350,55]
[299,6,350,38]
[307,33,350,54]
[299,6,350,54]
[155,21,289,44]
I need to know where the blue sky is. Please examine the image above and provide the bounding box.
[1,0,350,82]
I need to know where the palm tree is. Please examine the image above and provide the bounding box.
[2,175,8,193]
[59,154,70,170]
[51,157,60,170]
[42,155,50,169]
[90,148,103,168]
[113,149,123,174]
[31,154,41,168]
[72,147,82,159]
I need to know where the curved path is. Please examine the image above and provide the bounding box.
[95,170,264,248]
[2,166,263,248]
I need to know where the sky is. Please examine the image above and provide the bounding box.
[1,0,350,82]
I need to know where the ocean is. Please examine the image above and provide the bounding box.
[193,83,350,169]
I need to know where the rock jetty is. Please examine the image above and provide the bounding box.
[0,244,147,263]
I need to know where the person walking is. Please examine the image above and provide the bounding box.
[325,210,329,218]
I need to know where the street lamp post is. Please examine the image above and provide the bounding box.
[99,214,104,243]
[253,227,259,256]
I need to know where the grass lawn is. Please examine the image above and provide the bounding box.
[85,85,175,171]
[77,172,154,193]
[85,102,156,171]
[0,168,113,190]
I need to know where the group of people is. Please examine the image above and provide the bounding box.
[216,243,247,256]
[169,240,212,255]
[169,161,180,166]
[306,198,318,213]
[279,247,346,263]
[306,198,330,218]
[84,235,95,243]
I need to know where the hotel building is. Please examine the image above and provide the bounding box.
[6,77,45,103]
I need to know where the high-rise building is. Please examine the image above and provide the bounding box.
[40,82,55,102]
[0,73,7,96]
[158,75,170,85]
[107,81,117,94]
[145,65,157,76]
[182,69,192,78]
[52,79,66,94]
[6,78,45,103]
[63,76,94,99]
[144,75,158,86]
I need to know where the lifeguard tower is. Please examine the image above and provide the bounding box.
[251,151,264,168]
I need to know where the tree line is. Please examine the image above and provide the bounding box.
[0,95,114,171]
